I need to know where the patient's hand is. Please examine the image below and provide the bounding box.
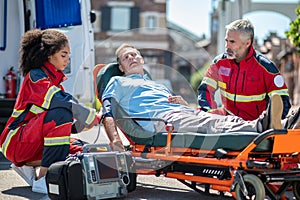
[110,139,125,152]
[168,95,188,106]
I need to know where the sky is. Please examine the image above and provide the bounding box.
[167,0,299,44]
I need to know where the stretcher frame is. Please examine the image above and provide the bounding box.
[93,63,300,200]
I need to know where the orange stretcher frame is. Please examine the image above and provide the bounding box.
[93,63,300,200]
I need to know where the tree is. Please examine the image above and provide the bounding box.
[285,6,300,53]
[190,60,211,92]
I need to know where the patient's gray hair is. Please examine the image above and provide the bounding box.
[225,19,254,44]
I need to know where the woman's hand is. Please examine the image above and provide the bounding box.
[83,110,103,131]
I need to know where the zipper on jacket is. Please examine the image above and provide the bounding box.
[256,105,259,117]
[234,63,240,106]
[228,69,233,89]
[241,71,246,92]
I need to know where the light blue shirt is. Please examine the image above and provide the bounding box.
[102,73,193,131]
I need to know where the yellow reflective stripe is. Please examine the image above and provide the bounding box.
[44,136,70,146]
[202,77,217,89]
[30,105,44,114]
[42,86,61,109]
[1,126,21,156]
[218,81,227,89]
[11,109,25,118]
[268,89,289,97]
[11,105,44,118]
[85,108,96,125]
[220,90,266,102]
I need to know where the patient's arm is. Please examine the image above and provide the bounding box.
[103,116,125,151]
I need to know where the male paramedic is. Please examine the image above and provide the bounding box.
[197,19,291,120]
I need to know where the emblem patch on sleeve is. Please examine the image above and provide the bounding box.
[274,75,284,88]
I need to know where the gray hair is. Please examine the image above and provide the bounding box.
[225,19,254,43]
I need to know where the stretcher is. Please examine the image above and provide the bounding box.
[93,63,300,200]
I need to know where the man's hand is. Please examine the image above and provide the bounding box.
[103,116,125,152]
[168,95,188,106]
[110,139,125,152]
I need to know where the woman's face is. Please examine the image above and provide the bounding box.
[48,44,71,71]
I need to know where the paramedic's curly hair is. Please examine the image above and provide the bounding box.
[19,29,69,76]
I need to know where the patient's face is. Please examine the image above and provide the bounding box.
[118,48,144,76]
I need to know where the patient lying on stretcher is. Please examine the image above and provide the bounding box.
[99,44,300,151]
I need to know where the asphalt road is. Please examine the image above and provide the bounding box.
[0,125,296,200]
[0,167,234,200]
[0,164,296,200]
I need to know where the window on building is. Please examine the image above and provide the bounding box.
[146,15,156,29]
[111,7,130,31]
[212,18,218,33]
[101,6,140,31]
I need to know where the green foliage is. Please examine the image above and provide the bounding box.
[190,60,211,92]
[285,6,300,53]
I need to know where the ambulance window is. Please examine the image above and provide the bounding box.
[35,0,82,29]
[0,0,7,51]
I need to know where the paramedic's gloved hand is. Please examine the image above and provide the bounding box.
[168,95,188,106]
[86,110,102,129]
[110,139,125,152]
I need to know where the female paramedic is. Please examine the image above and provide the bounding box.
[0,29,101,194]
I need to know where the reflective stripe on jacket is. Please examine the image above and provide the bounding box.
[198,46,291,120]
[0,61,96,152]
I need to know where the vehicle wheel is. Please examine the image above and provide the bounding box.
[292,182,300,200]
[235,174,265,200]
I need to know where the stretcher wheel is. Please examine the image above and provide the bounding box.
[235,174,265,200]
[127,170,137,192]
[292,181,300,200]
[125,153,137,192]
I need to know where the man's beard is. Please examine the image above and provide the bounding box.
[226,50,235,59]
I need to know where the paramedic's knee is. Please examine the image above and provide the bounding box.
[44,108,73,126]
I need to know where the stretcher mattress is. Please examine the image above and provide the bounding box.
[115,114,271,152]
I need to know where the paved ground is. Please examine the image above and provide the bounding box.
[0,125,297,199]
[0,125,219,200]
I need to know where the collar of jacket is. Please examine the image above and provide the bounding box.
[42,61,67,86]
[244,45,255,62]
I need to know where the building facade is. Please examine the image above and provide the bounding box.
[91,0,209,104]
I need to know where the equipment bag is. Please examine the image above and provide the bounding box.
[46,158,84,200]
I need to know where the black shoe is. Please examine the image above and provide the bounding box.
[284,107,300,129]
[258,94,283,132]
